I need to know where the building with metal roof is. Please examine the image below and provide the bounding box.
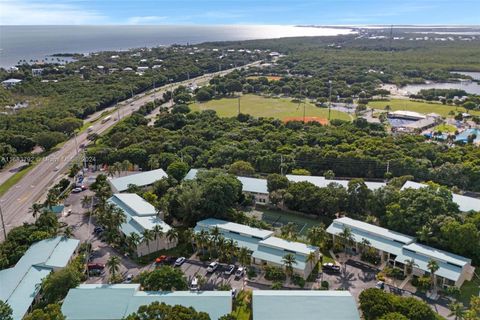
[1,78,22,88]
[286,175,386,191]
[184,169,269,204]
[0,237,79,320]
[61,284,232,320]
[252,291,360,320]
[108,168,168,192]
[194,219,319,278]
[326,217,475,288]
[108,194,175,257]
[401,181,480,212]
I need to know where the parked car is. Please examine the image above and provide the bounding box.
[80,185,88,190]
[234,267,244,279]
[322,263,341,273]
[93,226,104,234]
[165,256,177,265]
[206,262,219,273]
[375,281,385,290]
[87,268,102,276]
[224,264,236,276]
[190,277,199,291]
[174,257,186,267]
[124,274,133,283]
[155,255,168,265]
[87,263,105,270]
[72,187,83,193]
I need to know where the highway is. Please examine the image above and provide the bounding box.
[0,61,262,241]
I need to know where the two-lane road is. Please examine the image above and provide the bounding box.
[0,61,262,241]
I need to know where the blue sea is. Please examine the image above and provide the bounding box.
[0,25,353,67]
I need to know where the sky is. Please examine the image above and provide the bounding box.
[0,0,479,26]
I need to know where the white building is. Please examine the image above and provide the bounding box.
[108,168,168,193]
[2,78,22,88]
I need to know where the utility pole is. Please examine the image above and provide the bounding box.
[0,204,7,241]
[328,80,333,121]
[238,96,241,115]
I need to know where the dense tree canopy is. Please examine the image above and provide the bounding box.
[124,302,211,320]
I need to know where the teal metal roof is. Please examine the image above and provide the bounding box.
[194,225,262,252]
[258,237,318,256]
[328,217,415,245]
[196,218,273,239]
[252,290,360,320]
[237,176,268,194]
[252,246,308,271]
[286,175,386,191]
[108,194,171,237]
[0,237,79,320]
[61,284,232,320]
[110,193,156,216]
[402,243,471,267]
[109,169,168,192]
[401,181,480,212]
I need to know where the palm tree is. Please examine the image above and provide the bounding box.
[127,232,142,255]
[281,222,298,241]
[338,227,354,255]
[359,238,371,253]
[107,166,117,178]
[306,224,326,247]
[63,226,74,239]
[166,228,179,245]
[282,253,297,278]
[427,259,440,290]
[306,251,317,271]
[416,225,432,243]
[106,255,121,280]
[404,258,418,276]
[81,195,93,209]
[152,225,164,251]
[448,301,465,320]
[29,203,43,220]
[142,229,154,251]
[44,192,58,208]
[210,226,221,243]
[121,160,132,175]
[238,247,251,268]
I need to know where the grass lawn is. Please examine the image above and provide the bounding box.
[368,98,480,118]
[433,123,457,133]
[256,208,332,237]
[458,276,480,306]
[191,94,351,121]
[0,164,34,197]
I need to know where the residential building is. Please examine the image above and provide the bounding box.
[61,284,232,320]
[194,218,320,278]
[0,237,79,320]
[1,78,22,88]
[286,174,386,191]
[401,181,480,212]
[326,217,475,288]
[31,68,44,76]
[185,169,270,204]
[108,168,168,192]
[108,193,176,256]
[252,291,360,320]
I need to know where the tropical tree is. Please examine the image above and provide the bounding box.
[127,232,142,255]
[166,228,179,245]
[62,226,74,239]
[338,227,354,255]
[106,255,121,281]
[142,229,154,250]
[280,222,298,241]
[306,224,326,247]
[152,225,164,251]
[0,300,13,320]
[404,259,418,276]
[29,203,43,221]
[448,301,465,320]
[282,253,297,278]
[306,251,317,271]
[81,195,93,209]
[427,259,440,290]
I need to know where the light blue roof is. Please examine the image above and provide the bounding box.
[252,246,308,271]
[109,168,168,192]
[286,175,386,191]
[237,176,268,194]
[61,284,232,320]
[455,128,480,143]
[0,237,79,320]
[108,194,171,237]
[194,225,262,252]
[195,218,273,239]
[402,242,471,267]
[184,168,201,180]
[252,290,360,320]
[401,181,480,212]
[258,236,318,256]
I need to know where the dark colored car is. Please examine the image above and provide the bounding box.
[322,263,341,273]
[165,256,177,265]
[87,263,105,270]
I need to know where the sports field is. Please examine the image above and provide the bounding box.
[368,98,480,118]
[191,94,351,121]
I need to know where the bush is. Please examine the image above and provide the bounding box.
[247,267,257,279]
[321,280,329,289]
[264,265,286,282]
[271,281,283,290]
[291,274,305,288]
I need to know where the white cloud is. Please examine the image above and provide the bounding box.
[0,0,107,25]
[127,16,168,25]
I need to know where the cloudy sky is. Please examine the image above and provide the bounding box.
[1,0,479,25]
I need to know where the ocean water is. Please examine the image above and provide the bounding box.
[403,81,480,95]
[0,25,353,67]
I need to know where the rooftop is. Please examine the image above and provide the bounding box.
[401,181,480,212]
[196,218,273,240]
[286,175,386,191]
[110,193,156,216]
[252,290,360,320]
[402,242,471,267]
[0,237,79,320]
[109,168,168,192]
[258,236,318,256]
[61,284,232,320]
[185,169,269,194]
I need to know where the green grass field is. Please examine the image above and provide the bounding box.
[433,123,457,133]
[0,164,34,197]
[191,94,351,121]
[368,99,480,118]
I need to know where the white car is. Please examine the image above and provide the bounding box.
[125,274,133,283]
[224,264,235,276]
[72,187,83,193]
[234,267,244,279]
[174,257,186,267]
[206,262,219,273]
[190,277,199,291]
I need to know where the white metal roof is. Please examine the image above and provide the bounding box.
[286,175,386,191]
[196,218,273,239]
[258,236,318,256]
[110,193,156,216]
[109,169,168,192]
